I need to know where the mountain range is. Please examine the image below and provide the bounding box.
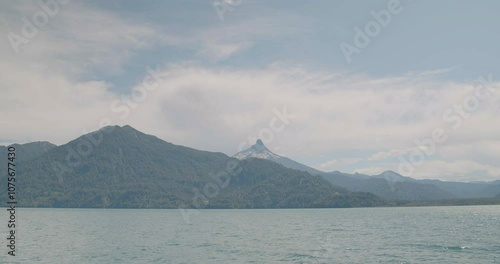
[0,125,384,208]
[234,140,500,201]
[1,125,499,209]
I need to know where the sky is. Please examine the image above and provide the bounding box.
[1,0,500,182]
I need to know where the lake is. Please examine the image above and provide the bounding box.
[1,206,499,263]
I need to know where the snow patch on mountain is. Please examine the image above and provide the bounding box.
[233,139,324,176]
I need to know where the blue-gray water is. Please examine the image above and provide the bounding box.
[1,206,499,263]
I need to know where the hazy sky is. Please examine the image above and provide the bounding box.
[1,0,499,182]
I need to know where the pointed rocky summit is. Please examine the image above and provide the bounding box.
[233,139,324,176]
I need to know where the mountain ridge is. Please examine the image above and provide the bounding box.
[0,125,386,208]
[3,126,499,205]
[0,141,56,163]
[234,139,500,201]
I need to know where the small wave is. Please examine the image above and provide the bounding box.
[442,245,470,251]
[402,243,473,252]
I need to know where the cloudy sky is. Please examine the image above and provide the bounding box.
[1,0,499,182]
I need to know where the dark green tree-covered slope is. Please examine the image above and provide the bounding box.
[206,158,385,208]
[4,125,229,208]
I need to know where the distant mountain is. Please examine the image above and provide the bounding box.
[0,125,385,208]
[322,171,454,201]
[418,179,500,199]
[325,171,500,201]
[234,139,324,176]
[234,141,500,201]
[234,141,455,201]
[372,170,416,183]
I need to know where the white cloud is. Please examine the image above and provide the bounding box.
[406,65,463,78]
[437,141,500,166]
[414,160,500,182]
[368,146,431,161]
[156,12,309,61]
[122,64,500,153]
[0,2,153,141]
[1,2,160,76]
[316,158,364,171]
[199,41,253,61]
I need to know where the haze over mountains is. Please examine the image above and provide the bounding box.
[1,125,499,208]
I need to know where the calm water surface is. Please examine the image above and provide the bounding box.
[1,206,499,263]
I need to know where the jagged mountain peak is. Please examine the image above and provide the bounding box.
[248,139,268,153]
[233,140,324,176]
[234,139,280,160]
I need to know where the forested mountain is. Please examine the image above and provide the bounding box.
[3,125,497,207]
[206,158,385,208]
[0,125,385,208]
